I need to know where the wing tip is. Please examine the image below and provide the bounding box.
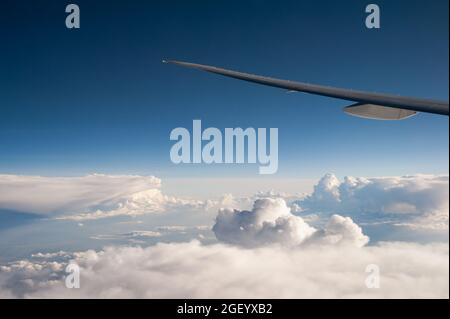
[162,59,184,65]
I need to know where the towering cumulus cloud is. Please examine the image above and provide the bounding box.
[213,198,316,247]
[213,198,368,247]
[296,174,449,230]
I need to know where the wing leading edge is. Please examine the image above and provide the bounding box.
[163,60,449,120]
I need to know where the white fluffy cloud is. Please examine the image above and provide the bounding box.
[296,174,449,230]
[2,173,446,228]
[304,215,369,247]
[0,172,448,299]
[57,189,205,221]
[213,198,368,248]
[0,185,447,299]
[0,241,447,299]
[0,173,304,221]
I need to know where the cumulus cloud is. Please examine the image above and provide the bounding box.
[0,172,447,299]
[213,198,368,248]
[0,174,304,222]
[0,194,446,299]
[304,215,369,247]
[3,172,445,229]
[296,174,449,231]
[0,241,447,299]
[31,251,71,259]
[57,189,205,221]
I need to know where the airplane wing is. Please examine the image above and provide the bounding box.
[163,60,449,120]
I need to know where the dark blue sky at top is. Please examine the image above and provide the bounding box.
[0,0,448,178]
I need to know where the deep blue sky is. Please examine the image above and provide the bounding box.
[0,0,448,179]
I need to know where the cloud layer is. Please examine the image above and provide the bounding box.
[0,174,160,215]
[0,173,448,298]
[1,173,447,230]
[0,241,447,299]
[0,174,206,221]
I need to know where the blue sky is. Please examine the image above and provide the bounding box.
[0,0,448,179]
